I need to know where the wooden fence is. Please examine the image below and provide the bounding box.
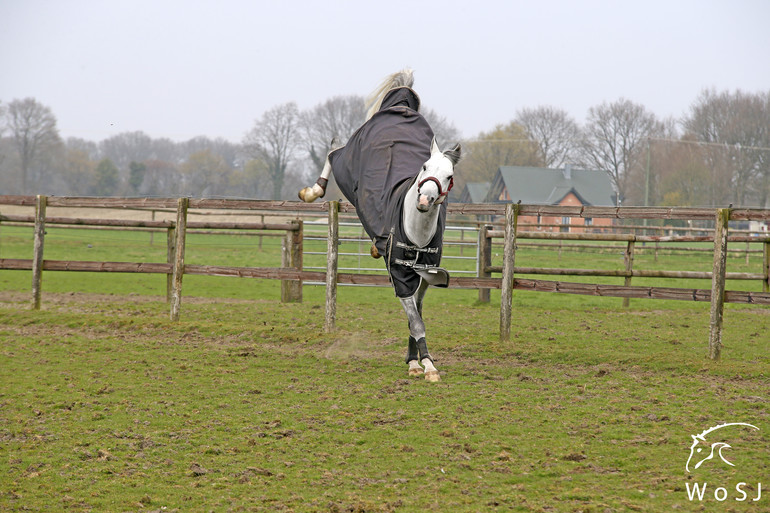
[2,195,770,360]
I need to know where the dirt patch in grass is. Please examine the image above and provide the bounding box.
[321,332,399,361]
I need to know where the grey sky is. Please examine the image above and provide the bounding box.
[1,0,768,144]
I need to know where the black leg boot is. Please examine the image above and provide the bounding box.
[415,337,433,364]
[405,336,419,364]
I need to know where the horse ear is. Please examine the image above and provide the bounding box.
[443,143,462,166]
[430,137,441,156]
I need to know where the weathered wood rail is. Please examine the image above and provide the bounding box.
[0,195,307,320]
[2,195,770,360]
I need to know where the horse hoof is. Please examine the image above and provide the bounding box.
[408,367,424,377]
[424,371,441,382]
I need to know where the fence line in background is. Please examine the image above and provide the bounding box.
[2,195,770,360]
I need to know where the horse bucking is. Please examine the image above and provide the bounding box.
[299,69,461,382]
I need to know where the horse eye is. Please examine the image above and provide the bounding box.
[422,165,427,171]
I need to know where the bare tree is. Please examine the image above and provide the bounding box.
[515,106,580,168]
[7,98,62,193]
[179,149,232,197]
[655,135,712,207]
[182,136,241,169]
[580,98,664,205]
[244,102,301,199]
[63,147,96,195]
[142,159,181,196]
[100,131,155,170]
[683,89,770,206]
[455,122,541,192]
[66,137,99,160]
[301,95,365,170]
[422,107,462,149]
[298,96,365,200]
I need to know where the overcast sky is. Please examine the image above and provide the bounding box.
[1,0,768,144]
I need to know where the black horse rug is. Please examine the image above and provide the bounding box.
[328,86,447,298]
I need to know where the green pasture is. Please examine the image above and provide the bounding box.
[1,224,769,512]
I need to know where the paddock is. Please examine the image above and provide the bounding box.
[2,195,769,511]
[1,195,769,361]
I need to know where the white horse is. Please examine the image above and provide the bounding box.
[299,69,460,382]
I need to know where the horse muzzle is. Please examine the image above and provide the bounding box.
[417,194,434,212]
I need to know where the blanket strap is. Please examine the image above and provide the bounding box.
[395,241,439,254]
[392,259,439,269]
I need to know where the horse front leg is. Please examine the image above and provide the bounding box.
[400,280,440,382]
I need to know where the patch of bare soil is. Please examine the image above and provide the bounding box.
[321,332,400,360]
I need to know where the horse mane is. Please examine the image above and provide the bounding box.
[365,68,415,121]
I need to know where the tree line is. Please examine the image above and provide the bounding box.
[1,88,768,207]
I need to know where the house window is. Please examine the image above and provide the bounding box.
[585,218,593,226]
[560,216,570,233]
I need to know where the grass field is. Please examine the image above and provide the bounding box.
[1,223,768,512]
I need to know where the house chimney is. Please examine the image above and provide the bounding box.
[563,164,572,180]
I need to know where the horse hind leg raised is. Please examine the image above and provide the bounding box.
[298,138,343,203]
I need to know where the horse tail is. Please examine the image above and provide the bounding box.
[365,68,415,121]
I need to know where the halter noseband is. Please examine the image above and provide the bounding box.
[417,176,453,202]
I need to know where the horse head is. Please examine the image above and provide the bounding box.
[416,139,461,212]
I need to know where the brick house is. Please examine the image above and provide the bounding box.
[486,165,617,232]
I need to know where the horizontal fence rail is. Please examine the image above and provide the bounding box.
[4,195,770,219]
[2,195,770,360]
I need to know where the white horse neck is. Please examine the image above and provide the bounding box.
[402,181,440,248]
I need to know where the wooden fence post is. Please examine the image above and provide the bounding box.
[31,195,47,310]
[281,220,303,303]
[281,232,290,301]
[169,198,189,321]
[325,201,339,333]
[477,225,492,303]
[150,210,156,246]
[259,214,264,251]
[166,227,175,304]
[708,208,730,360]
[500,203,518,341]
[623,240,635,308]
[762,242,770,292]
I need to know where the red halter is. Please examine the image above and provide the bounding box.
[417,175,453,201]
